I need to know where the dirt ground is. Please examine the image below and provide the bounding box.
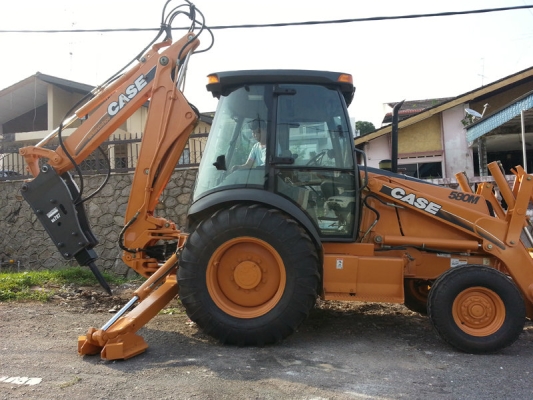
[1,283,533,400]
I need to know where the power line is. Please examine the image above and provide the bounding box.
[1,5,532,34]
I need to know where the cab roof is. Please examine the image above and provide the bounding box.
[206,69,355,106]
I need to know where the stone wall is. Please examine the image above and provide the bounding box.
[0,168,197,276]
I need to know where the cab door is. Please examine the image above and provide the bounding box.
[271,84,359,239]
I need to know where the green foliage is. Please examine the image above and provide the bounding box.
[159,306,184,315]
[355,121,376,135]
[51,268,122,286]
[0,272,50,301]
[0,267,127,302]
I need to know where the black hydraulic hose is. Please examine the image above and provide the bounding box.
[363,194,381,221]
[119,212,142,254]
[78,146,111,204]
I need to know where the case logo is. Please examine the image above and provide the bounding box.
[107,66,156,116]
[390,187,442,215]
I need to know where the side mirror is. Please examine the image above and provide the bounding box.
[213,155,227,171]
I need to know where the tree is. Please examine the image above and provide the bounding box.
[355,121,376,136]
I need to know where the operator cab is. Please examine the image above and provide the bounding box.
[192,70,359,240]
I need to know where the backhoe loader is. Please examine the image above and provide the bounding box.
[20,1,533,360]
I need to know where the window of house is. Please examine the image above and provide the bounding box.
[113,143,128,169]
[398,161,442,179]
[178,148,190,165]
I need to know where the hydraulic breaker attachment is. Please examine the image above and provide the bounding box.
[21,164,112,294]
[78,253,180,360]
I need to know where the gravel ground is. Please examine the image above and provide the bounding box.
[1,284,533,399]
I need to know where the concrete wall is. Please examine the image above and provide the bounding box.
[442,105,474,179]
[364,134,390,168]
[47,85,86,130]
[398,114,442,154]
[363,114,443,169]
[0,168,197,276]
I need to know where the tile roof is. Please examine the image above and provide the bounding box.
[382,98,453,124]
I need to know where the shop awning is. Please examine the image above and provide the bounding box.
[466,91,533,142]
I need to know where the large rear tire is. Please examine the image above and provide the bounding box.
[178,205,320,345]
[428,265,525,353]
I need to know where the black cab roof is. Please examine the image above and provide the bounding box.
[206,69,355,106]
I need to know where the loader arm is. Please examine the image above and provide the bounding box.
[363,163,533,310]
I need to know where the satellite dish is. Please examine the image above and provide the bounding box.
[465,108,483,119]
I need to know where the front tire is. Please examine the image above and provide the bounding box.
[428,265,525,353]
[178,205,320,345]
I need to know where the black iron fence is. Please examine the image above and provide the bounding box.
[0,132,207,180]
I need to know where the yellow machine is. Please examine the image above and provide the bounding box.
[20,1,533,359]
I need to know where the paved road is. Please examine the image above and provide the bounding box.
[1,302,532,399]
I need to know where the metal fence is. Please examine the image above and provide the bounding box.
[0,132,207,180]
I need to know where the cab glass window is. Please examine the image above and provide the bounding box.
[193,85,270,201]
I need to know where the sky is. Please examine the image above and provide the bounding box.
[1,0,533,128]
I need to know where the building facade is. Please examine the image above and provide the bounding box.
[0,72,211,176]
[355,66,533,186]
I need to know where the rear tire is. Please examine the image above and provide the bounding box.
[404,279,431,315]
[428,265,525,353]
[178,204,320,345]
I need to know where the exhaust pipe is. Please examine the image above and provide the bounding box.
[391,100,405,174]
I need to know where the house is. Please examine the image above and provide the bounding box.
[0,72,211,175]
[355,66,533,185]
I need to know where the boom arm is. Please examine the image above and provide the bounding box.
[20,31,200,277]
[18,2,216,361]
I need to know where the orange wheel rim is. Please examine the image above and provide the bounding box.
[206,237,286,319]
[452,286,505,337]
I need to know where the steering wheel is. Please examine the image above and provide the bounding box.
[306,150,326,166]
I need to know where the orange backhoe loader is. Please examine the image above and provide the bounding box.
[20,1,533,360]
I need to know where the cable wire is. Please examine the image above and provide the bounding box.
[1,5,532,34]
[55,0,208,207]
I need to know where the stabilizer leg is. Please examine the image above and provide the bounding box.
[78,254,179,360]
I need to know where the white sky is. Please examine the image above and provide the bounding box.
[1,0,533,127]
